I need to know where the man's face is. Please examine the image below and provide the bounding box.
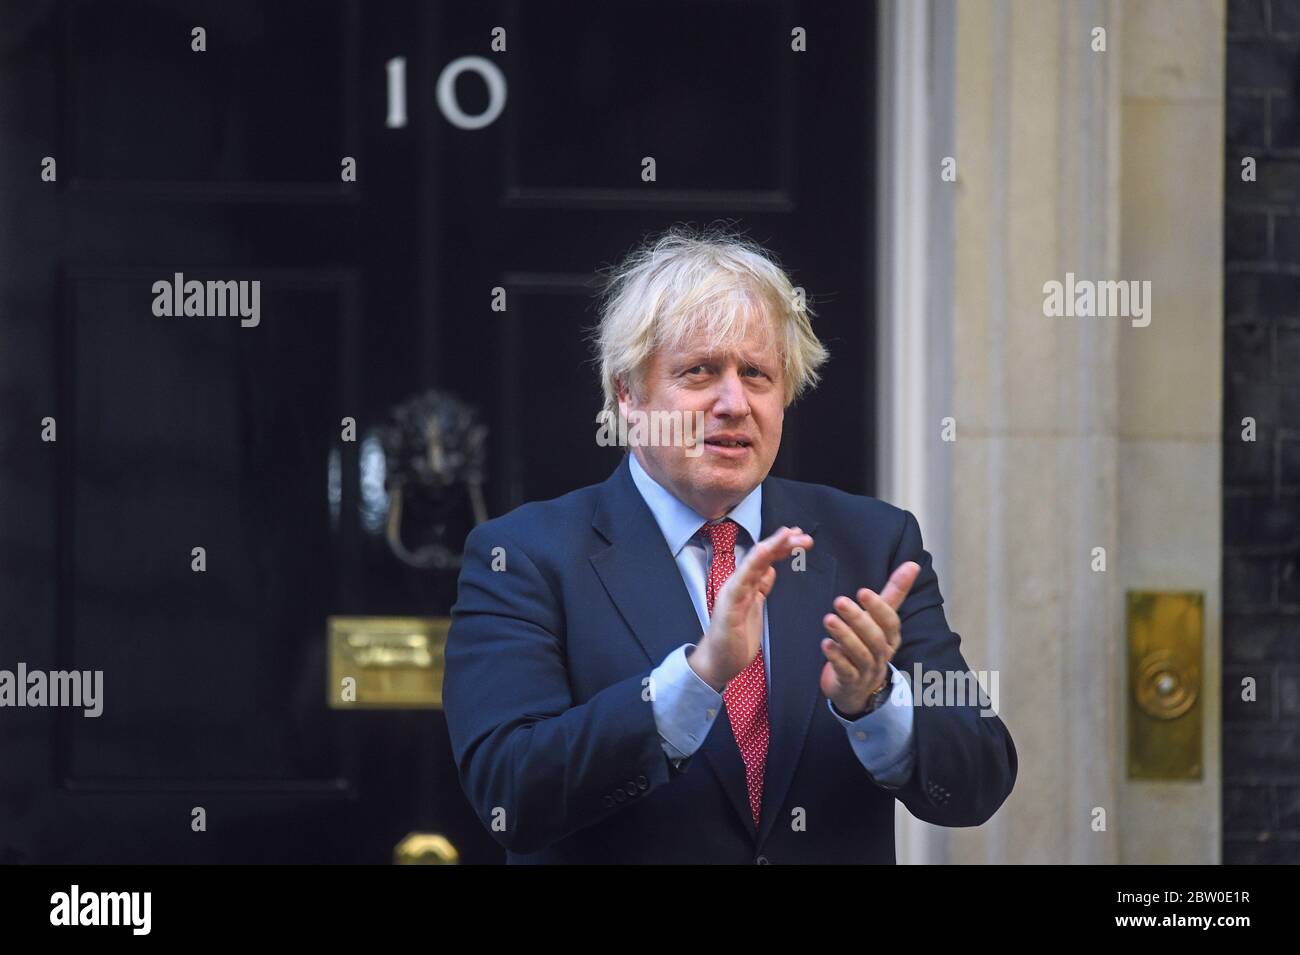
[617,310,785,520]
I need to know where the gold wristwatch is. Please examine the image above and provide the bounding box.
[865,668,892,711]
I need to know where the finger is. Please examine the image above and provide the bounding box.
[723,533,784,600]
[823,605,880,673]
[761,526,813,564]
[855,588,901,651]
[722,566,776,630]
[879,561,921,610]
[829,596,890,668]
[733,527,813,593]
[820,637,859,684]
[716,533,802,622]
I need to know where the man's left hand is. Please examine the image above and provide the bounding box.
[820,561,921,716]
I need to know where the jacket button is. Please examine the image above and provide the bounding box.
[755,855,770,865]
[636,775,648,789]
[615,789,627,802]
[625,782,638,796]
[603,795,615,807]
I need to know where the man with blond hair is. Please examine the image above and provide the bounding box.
[444,224,1017,864]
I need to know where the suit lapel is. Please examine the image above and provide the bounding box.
[755,474,836,851]
[588,456,701,672]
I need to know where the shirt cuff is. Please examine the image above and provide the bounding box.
[651,643,725,763]
[827,663,916,788]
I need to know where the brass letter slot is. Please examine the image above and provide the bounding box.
[1126,591,1203,780]
[328,616,449,709]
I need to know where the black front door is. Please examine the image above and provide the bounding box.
[0,0,874,864]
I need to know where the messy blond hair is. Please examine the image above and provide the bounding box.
[590,223,829,421]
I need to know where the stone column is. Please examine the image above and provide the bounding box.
[880,0,1224,863]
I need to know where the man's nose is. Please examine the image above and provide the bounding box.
[711,370,750,416]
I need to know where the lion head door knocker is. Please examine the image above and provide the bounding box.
[374,390,488,570]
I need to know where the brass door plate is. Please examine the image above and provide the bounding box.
[328,616,449,709]
[1126,591,1203,780]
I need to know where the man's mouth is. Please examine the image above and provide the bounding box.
[702,436,753,456]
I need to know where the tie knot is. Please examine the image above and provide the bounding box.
[701,518,739,552]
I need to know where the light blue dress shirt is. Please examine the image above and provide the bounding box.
[630,453,917,789]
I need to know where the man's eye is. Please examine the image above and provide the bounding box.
[684,365,708,375]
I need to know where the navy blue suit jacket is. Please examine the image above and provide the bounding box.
[443,455,1017,863]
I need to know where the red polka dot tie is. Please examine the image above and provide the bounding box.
[702,518,768,830]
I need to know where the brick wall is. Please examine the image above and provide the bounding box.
[1224,0,1300,864]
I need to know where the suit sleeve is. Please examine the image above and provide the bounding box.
[826,662,917,786]
[442,522,676,854]
[885,509,1018,826]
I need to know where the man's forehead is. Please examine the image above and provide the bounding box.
[669,341,779,363]
[665,319,780,360]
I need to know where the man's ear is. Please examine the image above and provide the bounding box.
[614,376,634,417]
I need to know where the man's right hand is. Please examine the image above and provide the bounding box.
[689,526,815,692]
